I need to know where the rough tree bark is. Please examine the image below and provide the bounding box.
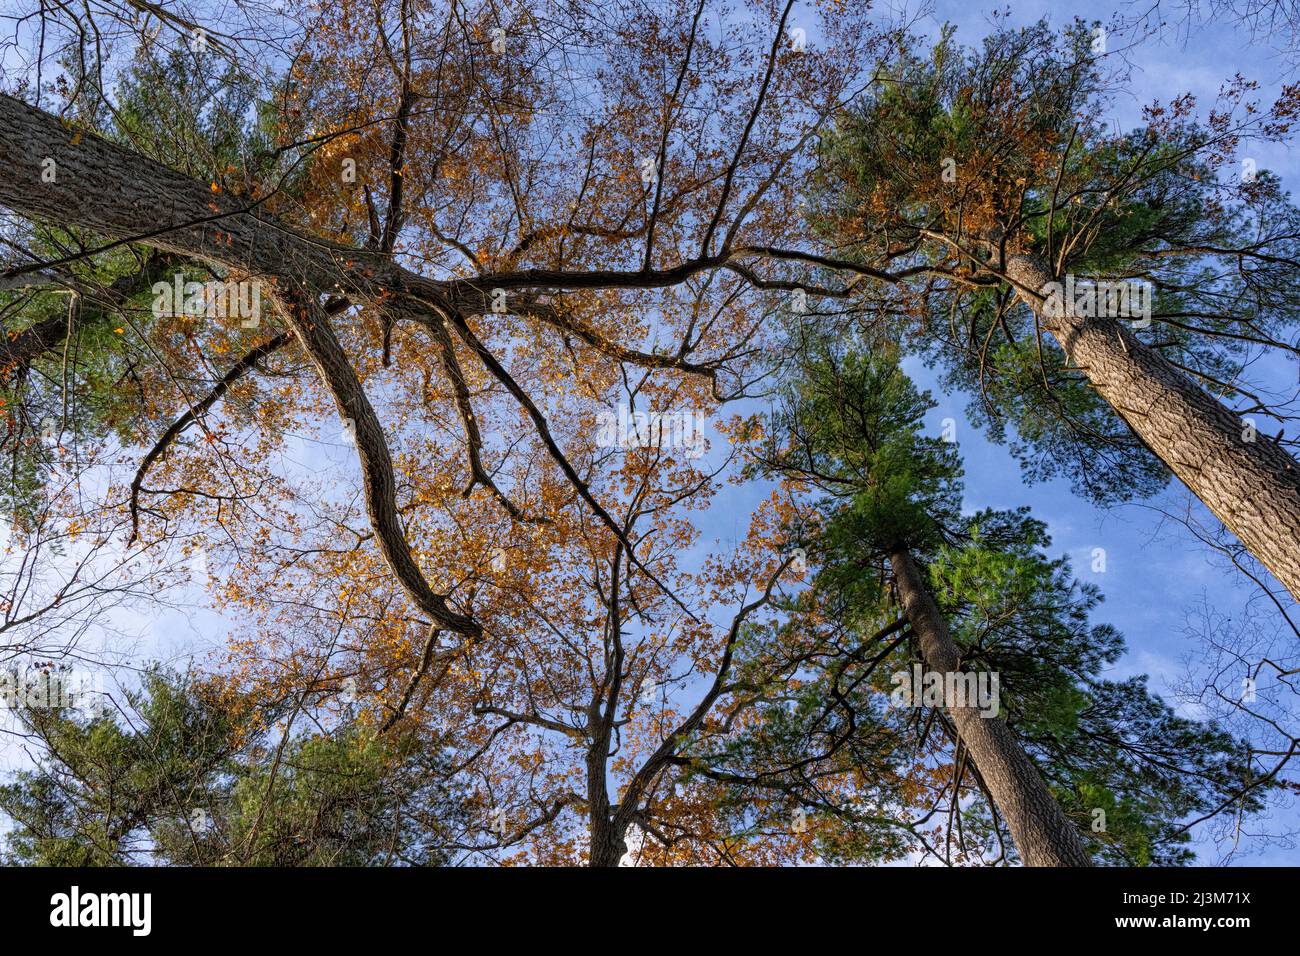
[889,547,1093,867]
[0,94,417,306]
[263,291,481,637]
[0,93,732,319]
[586,743,628,868]
[1003,253,1300,601]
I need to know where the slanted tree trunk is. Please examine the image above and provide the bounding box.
[0,94,482,639]
[0,94,449,319]
[1003,253,1300,601]
[888,547,1093,867]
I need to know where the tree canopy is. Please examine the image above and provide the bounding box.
[0,0,1296,867]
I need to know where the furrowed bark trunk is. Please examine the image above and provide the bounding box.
[888,547,1093,867]
[0,94,451,312]
[586,738,627,867]
[588,816,628,868]
[1004,253,1300,601]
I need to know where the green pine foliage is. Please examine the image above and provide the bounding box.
[737,338,1265,864]
[808,18,1300,506]
[0,668,466,866]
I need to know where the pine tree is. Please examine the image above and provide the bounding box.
[811,19,1300,598]
[741,339,1263,864]
[0,668,466,866]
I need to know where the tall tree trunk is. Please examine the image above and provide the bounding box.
[1004,253,1300,601]
[0,94,442,317]
[588,816,628,868]
[888,547,1093,867]
[586,735,627,867]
